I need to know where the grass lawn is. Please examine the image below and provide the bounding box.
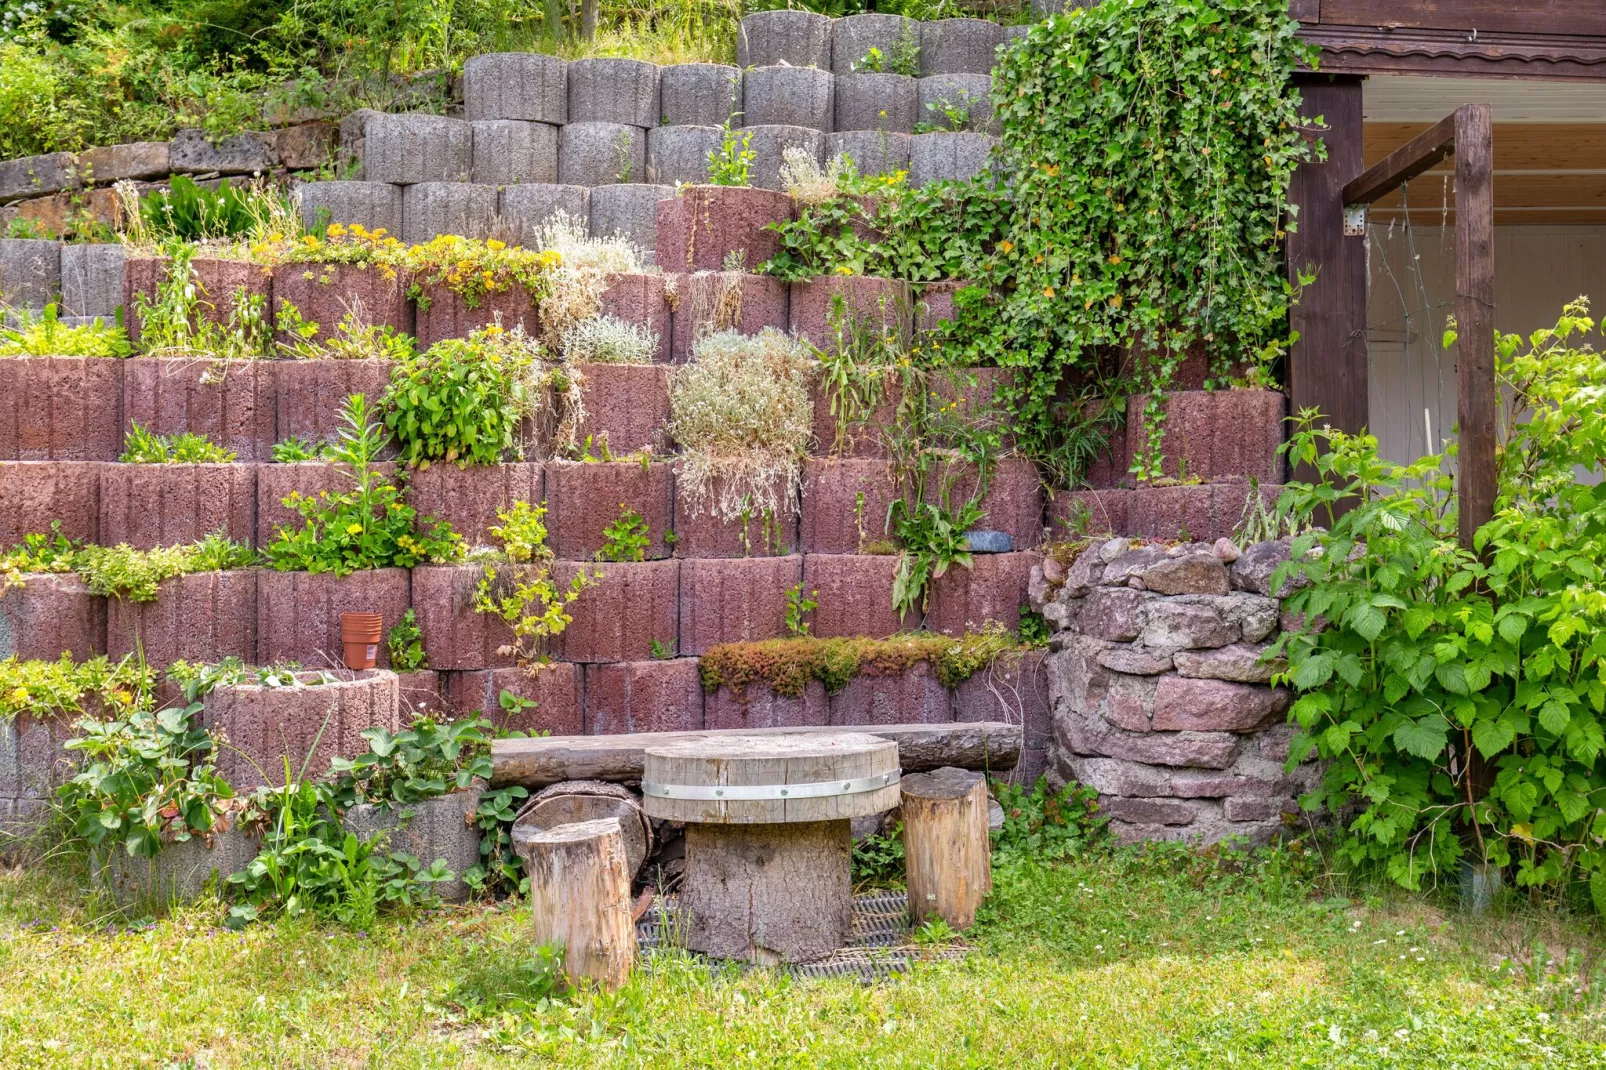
[2,841,1604,1068]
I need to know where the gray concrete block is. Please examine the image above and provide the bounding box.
[568,58,662,129]
[647,125,724,186]
[471,119,560,185]
[738,9,831,69]
[297,180,404,234]
[464,52,567,124]
[93,827,261,909]
[344,790,481,901]
[741,65,834,132]
[558,122,647,187]
[363,113,473,185]
[1005,23,1035,45]
[170,128,278,175]
[401,181,500,243]
[835,73,917,133]
[917,74,997,134]
[831,13,918,75]
[745,125,824,192]
[589,183,674,258]
[660,64,742,127]
[60,243,125,318]
[827,131,911,180]
[0,153,77,205]
[919,18,1005,76]
[0,238,61,309]
[499,183,590,245]
[908,132,999,186]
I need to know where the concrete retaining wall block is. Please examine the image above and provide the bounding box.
[122,357,276,462]
[463,52,568,125]
[413,282,538,349]
[77,142,170,183]
[270,262,411,344]
[547,460,674,560]
[705,679,830,731]
[567,58,662,129]
[254,568,411,670]
[446,663,583,734]
[0,575,105,661]
[802,553,915,637]
[799,458,899,554]
[555,558,679,662]
[918,18,1005,76]
[470,120,560,186]
[204,669,401,788]
[646,126,723,188]
[405,462,544,548]
[59,243,124,319]
[345,790,482,899]
[925,550,1039,636]
[831,660,953,726]
[121,256,273,348]
[99,462,256,550]
[584,658,704,734]
[411,563,516,671]
[738,10,832,70]
[908,131,998,186]
[741,66,835,132]
[400,182,499,244]
[498,184,589,246]
[655,185,794,273]
[0,461,102,545]
[917,74,997,135]
[271,357,398,454]
[659,64,742,127]
[1122,389,1287,486]
[0,239,61,310]
[588,184,673,259]
[831,13,918,75]
[93,826,261,909]
[671,473,800,558]
[835,75,917,134]
[576,363,670,455]
[744,124,824,191]
[362,114,473,185]
[296,181,404,235]
[598,272,671,361]
[107,569,258,668]
[0,357,123,461]
[678,555,801,655]
[826,131,911,179]
[558,122,647,187]
[668,271,789,363]
[789,275,911,350]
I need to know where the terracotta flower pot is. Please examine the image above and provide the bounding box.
[340,611,383,670]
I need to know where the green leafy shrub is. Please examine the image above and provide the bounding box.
[131,246,272,360]
[75,533,256,602]
[0,654,153,723]
[264,394,464,575]
[382,327,539,468]
[0,522,82,594]
[706,121,754,186]
[271,436,329,463]
[118,421,237,463]
[990,778,1106,862]
[386,608,429,671]
[0,304,131,358]
[274,299,417,362]
[329,715,492,808]
[851,824,906,889]
[138,176,280,242]
[597,504,650,563]
[1274,301,1606,907]
[889,496,982,618]
[471,501,597,668]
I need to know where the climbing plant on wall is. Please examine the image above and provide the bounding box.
[962,0,1319,484]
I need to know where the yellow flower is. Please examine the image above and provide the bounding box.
[834,265,855,276]
[487,239,506,251]
[1042,286,1055,298]
[998,240,1014,254]
[7,687,28,706]
[346,523,363,535]
[1108,254,1122,265]
[327,223,346,238]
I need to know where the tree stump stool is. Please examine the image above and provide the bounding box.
[641,732,901,964]
[514,780,653,880]
[900,765,991,930]
[513,817,637,991]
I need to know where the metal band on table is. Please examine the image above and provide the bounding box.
[641,769,901,801]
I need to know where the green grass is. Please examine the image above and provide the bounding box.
[2,842,1604,1067]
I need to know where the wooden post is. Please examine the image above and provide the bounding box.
[515,817,636,991]
[1455,103,1496,550]
[900,767,991,930]
[515,780,653,880]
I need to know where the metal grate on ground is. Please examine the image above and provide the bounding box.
[636,889,970,982]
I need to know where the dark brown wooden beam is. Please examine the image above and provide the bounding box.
[1454,103,1496,550]
[1287,75,1368,479]
[1344,112,1457,206]
[1315,1,1606,37]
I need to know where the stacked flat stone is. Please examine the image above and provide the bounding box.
[1029,537,1318,846]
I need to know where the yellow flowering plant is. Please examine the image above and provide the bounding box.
[273,222,406,275]
[402,234,560,312]
[471,501,599,670]
[0,653,154,724]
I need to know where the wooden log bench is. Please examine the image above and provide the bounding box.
[490,721,1021,789]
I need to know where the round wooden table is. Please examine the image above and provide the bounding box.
[641,732,901,964]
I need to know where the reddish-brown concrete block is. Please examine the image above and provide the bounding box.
[913,279,973,337]
[1124,389,1286,485]
[410,564,516,671]
[554,559,678,663]
[1125,485,1239,544]
[99,462,256,550]
[0,357,124,461]
[404,462,543,548]
[272,358,399,452]
[705,679,830,731]
[677,555,800,655]
[655,186,794,273]
[829,661,952,726]
[270,261,413,345]
[925,365,1015,450]
[575,363,670,455]
[0,574,105,660]
[1082,420,1130,489]
[107,569,257,668]
[0,461,102,545]
[446,664,583,735]
[123,256,273,347]
[799,458,899,554]
[123,357,276,461]
[413,282,538,349]
[546,460,674,560]
[668,272,790,364]
[255,462,397,547]
[788,276,912,351]
[671,472,800,558]
[1047,489,1131,541]
[394,670,445,717]
[599,273,671,363]
[203,669,400,788]
[924,551,1039,637]
[584,658,704,734]
[255,567,411,670]
[952,648,1051,752]
[802,554,915,637]
[809,376,902,459]
[924,457,1044,549]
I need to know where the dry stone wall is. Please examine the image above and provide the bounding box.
[1030,536,1319,845]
